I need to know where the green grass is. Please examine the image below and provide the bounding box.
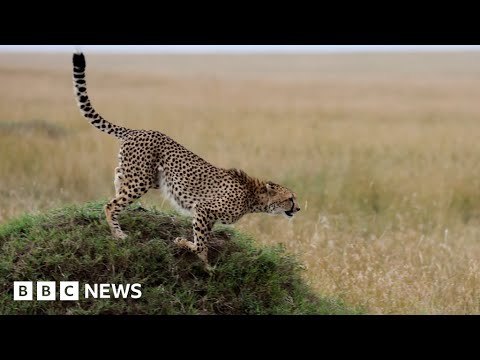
[0,201,360,315]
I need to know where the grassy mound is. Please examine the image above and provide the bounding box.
[0,202,360,315]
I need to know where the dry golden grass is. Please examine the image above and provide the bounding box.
[1,52,480,314]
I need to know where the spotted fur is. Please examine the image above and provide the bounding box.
[72,52,300,271]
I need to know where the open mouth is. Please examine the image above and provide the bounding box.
[285,201,295,218]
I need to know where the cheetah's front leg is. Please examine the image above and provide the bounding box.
[174,206,215,272]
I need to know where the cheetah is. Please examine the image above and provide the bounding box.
[72,51,301,271]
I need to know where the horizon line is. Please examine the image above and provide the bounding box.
[2,45,480,54]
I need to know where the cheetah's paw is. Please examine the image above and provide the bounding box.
[174,237,190,249]
[113,230,128,240]
[205,263,217,275]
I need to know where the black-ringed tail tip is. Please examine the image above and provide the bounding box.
[73,52,86,68]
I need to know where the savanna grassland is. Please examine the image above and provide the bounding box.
[1,52,480,314]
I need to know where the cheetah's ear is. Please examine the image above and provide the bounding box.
[266,182,276,196]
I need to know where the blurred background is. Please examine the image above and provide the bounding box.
[1,45,480,314]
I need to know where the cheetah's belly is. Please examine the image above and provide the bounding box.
[158,169,193,216]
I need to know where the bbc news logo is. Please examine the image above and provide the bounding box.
[14,281,142,301]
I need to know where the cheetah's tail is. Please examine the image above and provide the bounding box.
[72,51,130,139]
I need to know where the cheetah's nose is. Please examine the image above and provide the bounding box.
[296,207,301,212]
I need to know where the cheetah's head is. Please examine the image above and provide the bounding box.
[264,181,301,219]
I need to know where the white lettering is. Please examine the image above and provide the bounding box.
[84,284,98,298]
[100,283,110,298]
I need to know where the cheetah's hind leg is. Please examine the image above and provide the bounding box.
[114,167,124,197]
[152,168,161,189]
[105,176,151,239]
[115,166,148,212]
